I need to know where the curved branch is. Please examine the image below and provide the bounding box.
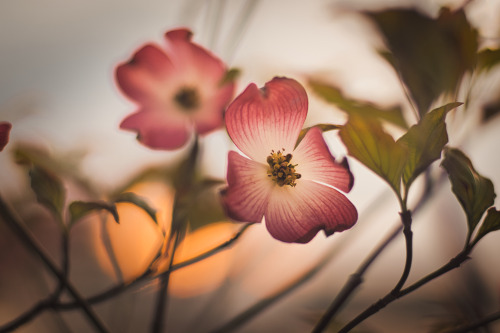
[55,223,254,310]
[0,300,50,333]
[210,243,339,333]
[440,309,500,333]
[338,247,472,332]
[0,197,109,333]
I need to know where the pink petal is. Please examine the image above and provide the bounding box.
[264,180,358,243]
[192,82,235,135]
[0,122,12,151]
[161,28,235,136]
[164,29,227,83]
[293,127,354,193]
[115,44,175,104]
[120,108,191,150]
[221,151,274,223]
[225,77,308,162]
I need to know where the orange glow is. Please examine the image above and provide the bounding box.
[95,181,238,298]
[97,181,174,281]
[167,222,239,298]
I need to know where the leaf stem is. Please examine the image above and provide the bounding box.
[312,171,444,332]
[311,223,402,333]
[440,309,500,333]
[0,299,50,332]
[336,209,413,333]
[338,245,472,332]
[150,230,181,333]
[211,243,339,333]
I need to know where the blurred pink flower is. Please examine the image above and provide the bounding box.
[222,77,358,243]
[0,122,12,151]
[116,28,235,150]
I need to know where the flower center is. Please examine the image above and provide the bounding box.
[266,149,301,187]
[174,87,200,111]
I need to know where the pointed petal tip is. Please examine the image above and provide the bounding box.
[165,28,193,42]
[339,157,355,192]
[225,77,308,161]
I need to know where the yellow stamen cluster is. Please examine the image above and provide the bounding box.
[267,149,301,187]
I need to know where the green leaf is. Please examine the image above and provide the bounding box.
[219,67,241,87]
[441,148,496,233]
[13,144,96,196]
[339,116,407,194]
[29,166,66,219]
[474,208,500,244]
[296,124,341,148]
[477,48,500,72]
[367,7,477,116]
[69,201,119,226]
[309,80,407,129]
[114,192,157,225]
[186,181,227,231]
[397,102,461,188]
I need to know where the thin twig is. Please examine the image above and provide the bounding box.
[159,222,254,275]
[398,249,471,298]
[0,299,50,332]
[312,171,445,332]
[55,223,254,311]
[150,230,180,333]
[54,229,70,297]
[337,210,413,333]
[0,197,110,333]
[210,243,341,333]
[337,246,472,332]
[440,309,500,333]
[311,223,403,333]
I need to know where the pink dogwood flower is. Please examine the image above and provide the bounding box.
[116,28,235,150]
[0,122,12,151]
[222,77,358,243]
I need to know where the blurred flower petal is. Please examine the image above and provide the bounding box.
[0,122,12,151]
[120,108,190,150]
[116,28,235,150]
[116,44,175,104]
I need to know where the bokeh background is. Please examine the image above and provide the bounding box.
[1,0,500,332]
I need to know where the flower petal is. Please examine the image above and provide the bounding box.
[192,82,235,135]
[0,122,12,151]
[264,180,358,243]
[120,108,191,150]
[115,44,175,104]
[163,28,235,136]
[221,151,273,223]
[225,77,308,162]
[293,127,354,193]
[165,29,227,83]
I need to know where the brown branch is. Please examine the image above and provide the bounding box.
[0,197,110,333]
